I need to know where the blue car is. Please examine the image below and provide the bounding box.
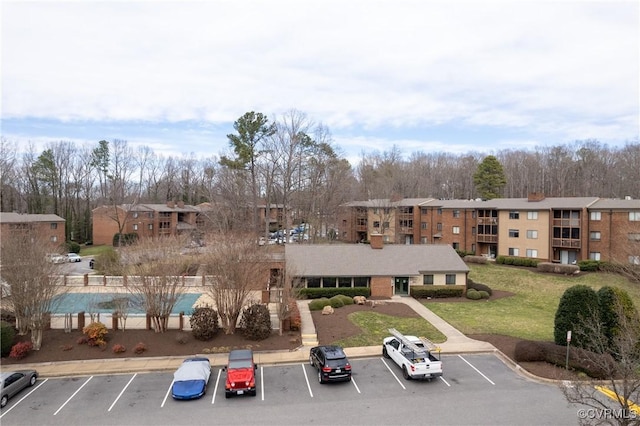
[171,357,211,400]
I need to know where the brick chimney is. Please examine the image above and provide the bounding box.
[167,200,175,208]
[370,233,383,249]
[527,192,545,202]
[177,201,185,208]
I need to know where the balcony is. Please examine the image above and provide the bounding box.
[478,218,498,225]
[552,238,581,248]
[477,234,498,243]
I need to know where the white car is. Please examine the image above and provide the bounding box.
[46,254,66,264]
[66,253,82,262]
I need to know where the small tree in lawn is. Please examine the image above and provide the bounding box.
[202,234,267,334]
[0,231,66,350]
[124,237,188,333]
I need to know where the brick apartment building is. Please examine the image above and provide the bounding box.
[338,194,640,265]
[0,212,66,250]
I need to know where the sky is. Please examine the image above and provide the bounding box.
[1,0,638,166]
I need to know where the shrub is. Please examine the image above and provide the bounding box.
[288,299,301,331]
[1,321,16,357]
[466,289,482,300]
[329,296,345,308]
[467,279,493,296]
[597,286,637,349]
[410,285,464,299]
[554,285,599,348]
[133,342,147,354]
[66,241,81,254]
[190,306,219,341]
[537,262,580,275]
[299,287,370,299]
[9,341,33,360]
[240,303,272,341]
[477,290,490,299]
[83,321,108,347]
[496,256,539,267]
[175,332,190,345]
[464,255,488,264]
[577,260,601,272]
[308,298,331,311]
[514,340,546,362]
[336,294,354,306]
[112,344,126,353]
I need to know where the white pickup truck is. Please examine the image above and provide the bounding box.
[382,328,443,381]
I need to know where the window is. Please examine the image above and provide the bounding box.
[322,277,337,288]
[527,211,538,220]
[421,222,427,229]
[373,221,380,228]
[472,211,477,218]
[452,226,460,234]
[382,222,389,230]
[437,209,442,215]
[509,229,519,238]
[472,226,476,235]
[452,242,459,250]
[50,223,58,229]
[526,249,538,258]
[590,211,601,221]
[509,211,520,219]
[590,252,601,261]
[471,243,476,253]
[133,212,138,218]
[133,224,138,231]
[436,223,443,231]
[445,274,456,285]
[629,233,640,242]
[421,207,428,214]
[423,275,434,285]
[50,236,57,242]
[526,230,538,239]
[590,231,601,241]
[307,277,321,288]
[508,248,519,256]
[453,210,460,218]
[148,224,153,230]
[338,277,352,288]
[148,212,154,218]
[629,256,640,265]
[630,212,640,221]
[373,208,379,214]
[420,237,428,244]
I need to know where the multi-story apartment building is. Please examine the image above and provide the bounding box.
[339,194,640,265]
[0,212,66,249]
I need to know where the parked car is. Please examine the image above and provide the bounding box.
[66,253,82,263]
[46,253,66,264]
[309,345,352,383]
[171,357,211,400]
[1,370,38,408]
[224,349,257,398]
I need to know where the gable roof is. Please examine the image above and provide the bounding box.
[285,244,468,276]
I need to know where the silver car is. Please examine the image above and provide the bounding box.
[1,370,38,408]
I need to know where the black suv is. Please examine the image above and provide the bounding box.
[309,345,352,383]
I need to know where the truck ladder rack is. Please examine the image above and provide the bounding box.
[388,328,428,355]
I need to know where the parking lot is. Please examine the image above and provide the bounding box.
[1,354,580,425]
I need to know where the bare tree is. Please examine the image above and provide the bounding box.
[122,237,188,332]
[274,264,304,335]
[0,231,65,350]
[201,234,267,334]
[560,301,640,426]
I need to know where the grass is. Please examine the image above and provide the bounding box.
[79,245,112,257]
[426,263,639,341]
[333,312,446,348]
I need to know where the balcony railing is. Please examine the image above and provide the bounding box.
[552,238,581,248]
[478,218,498,225]
[476,235,498,243]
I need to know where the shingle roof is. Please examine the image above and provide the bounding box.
[589,198,640,209]
[285,244,469,276]
[0,212,65,223]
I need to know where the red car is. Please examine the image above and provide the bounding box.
[224,349,257,398]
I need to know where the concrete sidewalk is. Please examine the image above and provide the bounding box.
[10,297,496,378]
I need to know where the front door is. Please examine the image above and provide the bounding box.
[394,277,409,295]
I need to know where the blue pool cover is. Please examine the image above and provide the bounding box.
[51,293,202,314]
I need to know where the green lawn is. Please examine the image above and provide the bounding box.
[426,263,639,341]
[79,245,112,257]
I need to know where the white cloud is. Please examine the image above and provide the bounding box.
[1,0,637,156]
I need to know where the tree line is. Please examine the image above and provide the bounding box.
[1,110,638,243]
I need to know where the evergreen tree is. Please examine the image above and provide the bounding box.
[473,155,507,199]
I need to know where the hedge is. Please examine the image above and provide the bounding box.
[298,287,370,299]
[496,256,539,267]
[467,279,493,296]
[410,285,464,299]
[464,255,488,264]
[537,262,580,275]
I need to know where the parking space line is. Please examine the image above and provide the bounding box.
[54,376,93,415]
[439,376,451,387]
[211,369,222,405]
[260,365,265,401]
[458,355,495,385]
[351,377,361,394]
[160,380,173,407]
[301,364,314,398]
[381,358,406,390]
[108,374,137,412]
[0,379,48,419]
